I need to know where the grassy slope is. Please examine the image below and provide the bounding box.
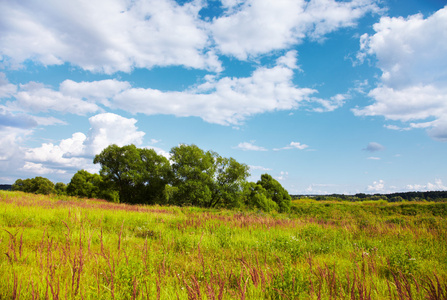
[0,191,446,299]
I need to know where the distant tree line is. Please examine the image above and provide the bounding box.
[0,184,12,191]
[11,144,291,212]
[292,191,447,202]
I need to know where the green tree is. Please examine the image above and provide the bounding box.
[257,174,291,213]
[170,144,249,208]
[67,170,101,198]
[94,144,171,204]
[11,178,29,192]
[55,182,67,195]
[12,177,55,195]
[242,182,278,212]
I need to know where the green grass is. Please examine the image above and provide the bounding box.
[1,191,446,299]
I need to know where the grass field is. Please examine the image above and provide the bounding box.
[1,191,446,299]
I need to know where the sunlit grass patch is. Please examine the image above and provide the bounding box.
[1,191,446,299]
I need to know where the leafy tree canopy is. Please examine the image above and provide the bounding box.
[12,177,55,195]
[257,174,291,212]
[94,144,171,204]
[169,144,250,208]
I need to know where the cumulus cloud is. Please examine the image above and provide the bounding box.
[20,162,67,175]
[367,178,447,193]
[276,171,289,181]
[84,113,145,155]
[23,113,145,175]
[0,0,221,73]
[249,165,272,172]
[0,0,380,72]
[1,52,344,126]
[13,82,100,115]
[234,142,267,151]
[111,52,325,125]
[0,127,30,181]
[0,107,37,129]
[406,179,447,191]
[0,72,17,98]
[212,0,380,60]
[363,142,385,152]
[274,141,309,151]
[354,6,447,141]
[367,179,385,192]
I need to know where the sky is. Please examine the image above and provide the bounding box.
[1,0,447,195]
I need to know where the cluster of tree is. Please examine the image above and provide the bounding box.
[292,191,447,202]
[12,177,67,195]
[12,144,291,212]
[0,184,12,191]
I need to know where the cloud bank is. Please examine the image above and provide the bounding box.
[355,7,447,141]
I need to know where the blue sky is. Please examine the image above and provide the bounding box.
[1,0,446,195]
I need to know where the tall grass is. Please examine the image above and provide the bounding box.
[0,191,446,299]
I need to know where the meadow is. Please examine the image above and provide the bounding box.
[0,191,446,299]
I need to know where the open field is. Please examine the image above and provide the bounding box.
[1,191,446,299]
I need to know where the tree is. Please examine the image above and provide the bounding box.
[67,170,101,198]
[169,144,249,208]
[257,174,291,213]
[55,182,67,195]
[12,177,55,195]
[242,182,278,212]
[94,144,171,204]
[67,170,119,201]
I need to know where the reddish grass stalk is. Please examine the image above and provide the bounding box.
[423,274,446,300]
[132,276,139,300]
[308,255,315,298]
[11,273,20,300]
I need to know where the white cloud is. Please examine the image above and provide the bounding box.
[22,113,145,176]
[24,133,90,170]
[144,146,171,160]
[2,51,343,126]
[234,142,267,151]
[0,127,30,181]
[83,113,145,156]
[0,0,221,73]
[276,171,289,181]
[249,165,272,171]
[112,52,320,125]
[305,183,338,194]
[367,179,385,192]
[311,93,347,113]
[355,6,447,141]
[20,162,66,175]
[59,79,131,107]
[0,72,17,98]
[274,141,309,151]
[366,178,447,193]
[0,106,37,129]
[367,156,381,160]
[406,179,447,192]
[211,0,380,59]
[363,142,385,152]
[13,82,100,115]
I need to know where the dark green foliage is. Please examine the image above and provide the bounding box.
[257,174,291,212]
[12,177,55,195]
[292,191,447,202]
[66,169,118,201]
[0,185,12,191]
[242,182,278,212]
[10,144,294,212]
[54,182,67,195]
[94,144,171,204]
[169,144,249,208]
